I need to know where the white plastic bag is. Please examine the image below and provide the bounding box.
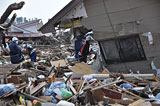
[57,100,75,106]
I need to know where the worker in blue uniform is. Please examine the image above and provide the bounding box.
[9,37,24,64]
[74,35,83,60]
[80,36,94,63]
[23,44,37,62]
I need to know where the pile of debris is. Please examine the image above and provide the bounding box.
[0,52,160,106]
[0,44,160,106]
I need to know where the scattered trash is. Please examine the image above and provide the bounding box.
[60,88,72,99]
[0,5,159,105]
[120,83,133,89]
[0,84,16,97]
[57,100,75,106]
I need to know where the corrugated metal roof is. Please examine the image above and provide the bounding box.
[16,19,41,28]
[6,33,45,38]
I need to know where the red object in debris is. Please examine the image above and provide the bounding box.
[102,88,122,99]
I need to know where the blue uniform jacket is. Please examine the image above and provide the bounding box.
[75,35,83,50]
[9,43,23,64]
[74,35,83,59]
[26,46,37,62]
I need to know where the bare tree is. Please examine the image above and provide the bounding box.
[0,1,25,27]
[0,1,25,54]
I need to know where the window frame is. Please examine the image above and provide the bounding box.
[99,34,146,64]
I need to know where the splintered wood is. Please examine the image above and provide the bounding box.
[30,82,47,95]
[128,99,144,106]
[1,42,160,106]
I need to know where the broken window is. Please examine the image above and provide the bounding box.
[100,34,146,63]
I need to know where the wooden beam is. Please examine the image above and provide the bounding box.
[63,76,78,95]
[104,97,133,105]
[19,92,48,103]
[114,85,142,99]
[30,82,47,95]
[48,73,56,83]
[128,99,145,106]
[122,79,137,87]
[91,80,122,91]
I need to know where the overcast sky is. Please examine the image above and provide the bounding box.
[0,0,71,24]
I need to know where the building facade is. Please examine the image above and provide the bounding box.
[40,0,160,73]
[82,0,160,73]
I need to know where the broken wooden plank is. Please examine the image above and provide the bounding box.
[48,73,55,83]
[114,85,142,99]
[93,89,105,102]
[128,99,144,106]
[141,102,152,106]
[0,72,11,75]
[38,96,52,102]
[63,76,78,95]
[123,74,156,80]
[133,76,144,81]
[30,68,48,76]
[77,79,86,93]
[30,82,47,95]
[7,76,20,84]
[104,96,133,105]
[86,89,96,105]
[91,80,122,91]
[101,68,111,74]
[122,79,137,87]
[65,75,72,83]
[70,62,94,75]
[36,78,48,83]
[20,92,48,103]
[152,104,160,106]
[33,88,43,96]
[90,74,156,81]
[150,82,160,88]
[82,80,96,91]
[123,93,138,100]
[102,88,122,99]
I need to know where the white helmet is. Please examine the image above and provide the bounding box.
[12,37,18,42]
[22,44,26,48]
[86,36,94,41]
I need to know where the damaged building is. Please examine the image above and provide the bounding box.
[2,1,160,105]
[7,19,45,41]
[40,0,160,74]
[82,0,160,74]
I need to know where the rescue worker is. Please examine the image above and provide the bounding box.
[9,37,24,64]
[80,36,94,63]
[74,35,83,60]
[23,44,37,62]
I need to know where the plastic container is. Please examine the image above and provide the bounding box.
[19,96,26,105]
[60,88,72,99]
